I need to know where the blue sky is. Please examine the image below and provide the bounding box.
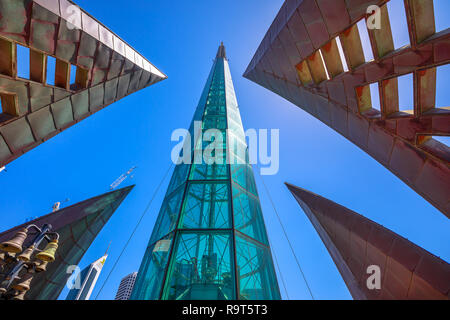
[1,0,449,300]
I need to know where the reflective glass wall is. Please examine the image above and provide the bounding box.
[131,45,281,300]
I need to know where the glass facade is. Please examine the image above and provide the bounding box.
[131,45,281,300]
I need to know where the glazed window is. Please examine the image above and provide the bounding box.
[418,63,450,114]
[0,91,19,122]
[397,73,414,114]
[356,83,381,118]
[434,0,450,33]
[0,37,14,77]
[47,56,56,86]
[386,0,410,49]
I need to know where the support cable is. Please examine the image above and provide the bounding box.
[94,163,174,300]
[256,165,315,300]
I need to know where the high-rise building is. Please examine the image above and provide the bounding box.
[115,272,138,300]
[244,0,449,218]
[0,185,134,300]
[131,44,281,300]
[66,255,108,300]
[286,183,450,300]
[0,0,166,167]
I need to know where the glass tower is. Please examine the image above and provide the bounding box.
[131,44,281,300]
[66,255,108,300]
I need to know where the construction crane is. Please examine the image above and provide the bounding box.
[110,166,137,190]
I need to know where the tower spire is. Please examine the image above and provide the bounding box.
[131,45,280,301]
[216,42,227,59]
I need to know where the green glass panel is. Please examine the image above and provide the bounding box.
[131,233,174,300]
[162,231,235,300]
[187,58,218,134]
[52,230,86,265]
[85,211,98,227]
[179,182,231,229]
[235,234,281,300]
[204,104,226,116]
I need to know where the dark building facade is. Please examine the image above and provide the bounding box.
[0,185,133,300]
[287,183,449,300]
[0,0,166,167]
[245,0,450,217]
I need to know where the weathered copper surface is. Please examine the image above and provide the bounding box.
[245,0,450,217]
[286,183,450,300]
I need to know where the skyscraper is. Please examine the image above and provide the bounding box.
[131,44,281,300]
[115,272,138,300]
[66,255,108,300]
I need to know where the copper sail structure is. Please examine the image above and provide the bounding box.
[0,185,134,300]
[286,183,450,300]
[244,0,450,218]
[131,44,281,300]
